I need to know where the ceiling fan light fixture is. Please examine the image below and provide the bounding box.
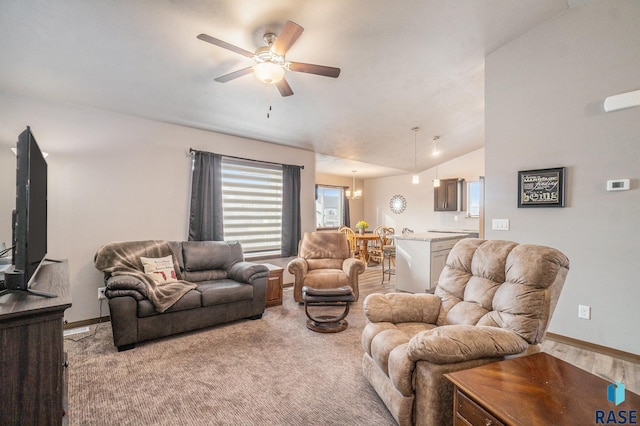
[198,21,340,96]
[253,61,285,84]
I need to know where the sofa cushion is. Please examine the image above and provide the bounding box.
[183,269,227,282]
[168,241,184,270]
[406,325,529,364]
[306,258,345,270]
[299,232,350,260]
[182,240,243,272]
[140,255,178,284]
[363,322,436,367]
[137,288,202,317]
[198,279,254,306]
[303,268,350,288]
[436,239,570,344]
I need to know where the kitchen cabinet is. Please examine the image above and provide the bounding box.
[395,233,467,293]
[434,178,462,211]
[429,243,450,287]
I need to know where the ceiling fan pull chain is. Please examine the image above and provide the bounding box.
[267,83,273,118]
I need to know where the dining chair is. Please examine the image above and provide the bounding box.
[368,225,385,264]
[378,226,396,284]
[338,226,361,259]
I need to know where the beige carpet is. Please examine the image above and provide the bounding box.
[65,266,397,425]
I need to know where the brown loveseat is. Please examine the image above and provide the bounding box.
[95,240,268,351]
[361,238,570,425]
[287,232,366,303]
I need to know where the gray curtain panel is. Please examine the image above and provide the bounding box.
[281,164,301,256]
[343,191,351,228]
[189,150,224,241]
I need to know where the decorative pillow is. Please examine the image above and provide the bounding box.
[140,255,178,284]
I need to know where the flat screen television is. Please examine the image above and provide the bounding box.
[1,126,56,298]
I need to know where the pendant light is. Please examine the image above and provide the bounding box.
[411,127,420,184]
[432,136,441,187]
[346,170,362,199]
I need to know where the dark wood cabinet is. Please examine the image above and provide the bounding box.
[434,178,460,211]
[0,260,71,426]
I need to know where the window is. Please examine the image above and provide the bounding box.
[315,185,344,229]
[221,158,282,257]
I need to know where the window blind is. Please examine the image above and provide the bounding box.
[221,158,283,256]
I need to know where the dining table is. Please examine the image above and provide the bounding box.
[354,233,379,263]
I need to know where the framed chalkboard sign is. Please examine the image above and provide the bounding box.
[518,167,566,208]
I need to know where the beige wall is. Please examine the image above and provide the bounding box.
[485,0,640,354]
[363,148,484,233]
[0,92,317,323]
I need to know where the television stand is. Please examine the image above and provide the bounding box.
[0,287,57,298]
[0,260,71,425]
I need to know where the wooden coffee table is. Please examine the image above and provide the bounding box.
[445,352,639,426]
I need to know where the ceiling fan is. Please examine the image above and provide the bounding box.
[197,21,340,97]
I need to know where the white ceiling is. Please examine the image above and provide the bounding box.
[0,0,570,178]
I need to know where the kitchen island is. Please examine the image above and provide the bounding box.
[395,232,468,293]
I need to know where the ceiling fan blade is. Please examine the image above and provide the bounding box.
[276,77,294,97]
[272,21,304,56]
[288,62,341,78]
[214,67,254,83]
[197,33,254,58]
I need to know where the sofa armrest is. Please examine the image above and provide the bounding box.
[227,262,269,284]
[342,257,365,279]
[363,292,440,324]
[407,325,529,365]
[105,275,147,300]
[287,258,308,277]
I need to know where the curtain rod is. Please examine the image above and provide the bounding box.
[317,184,349,189]
[189,148,304,170]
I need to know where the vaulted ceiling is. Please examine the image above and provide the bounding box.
[0,0,571,177]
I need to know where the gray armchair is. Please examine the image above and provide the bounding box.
[361,238,570,425]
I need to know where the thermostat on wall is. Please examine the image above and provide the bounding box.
[606,179,630,191]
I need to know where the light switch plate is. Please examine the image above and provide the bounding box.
[492,219,510,230]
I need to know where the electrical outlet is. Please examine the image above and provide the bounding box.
[98,286,107,300]
[578,304,591,320]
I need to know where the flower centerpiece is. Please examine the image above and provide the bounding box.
[356,220,369,234]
